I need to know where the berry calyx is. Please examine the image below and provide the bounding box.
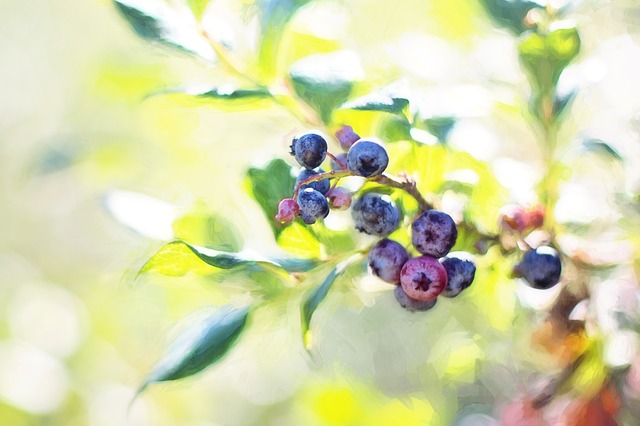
[347,140,389,178]
[327,187,352,210]
[296,168,330,195]
[515,246,562,290]
[400,256,448,302]
[352,192,400,236]
[394,285,438,312]
[275,198,300,223]
[440,252,476,298]
[297,188,330,225]
[411,210,458,257]
[368,238,410,284]
[290,132,328,169]
[335,125,360,151]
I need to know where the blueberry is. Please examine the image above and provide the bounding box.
[296,168,330,195]
[335,125,360,151]
[516,246,562,290]
[411,210,457,257]
[352,192,400,236]
[347,140,389,177]
[290,132,327,169]
[368,239,410,284]
[297,188,330,225]
[400,256,447,302]
[275,198,299,223]
[327,187,352,210]
[394,285,438,312]
[440,252,476,297]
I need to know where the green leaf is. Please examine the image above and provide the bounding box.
[479,0,540,34]
[187,0,209,20]
[377,116,412,143]
[147,84,274,110]
[113,0,216,62]
[582,139,623,163]
[172,202,244,252]
[277,222,322,259]
[257,0,313,80]
[245,159,296,237]
[340,91,409,117]
[422,116,456,144]
[139,305,250,391]
[289,51,360,124]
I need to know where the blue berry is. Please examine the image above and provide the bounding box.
[297,188,329,224]
[411,210,457,257]
[352,193,400,236]
[296,168,330,195]
[440,252,476,298]
[394,285,438,312]
[290,132,327,169]
[516,246,562,290]
[347,140,389,177]
[368,239,409,284]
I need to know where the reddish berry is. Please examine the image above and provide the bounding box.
[368,239,409,284]
[400,256,448,302]
[394,285,438,311]
[411,210,457,257]
[327,187,352,210]
[499,204,528,233]
[335,125,360,151]
[276,198,299,223]
[525,205,545,230]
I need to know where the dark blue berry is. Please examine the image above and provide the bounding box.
[516,246,562,290]
[440,252,476,298]
[411,210,457,257]
[347,140,389,177]
[352,193,400,236]
[290,133,327,169]
[296,168,330,195]
[394,285,438,312]
[297,188,330,225]
[368,239,409,284]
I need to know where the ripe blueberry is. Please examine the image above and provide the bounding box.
[347,140,389,178]
[411,210,457,257]
[290,132,327,169]
[296,168,330,195]
[440,252,476,297]
[515,246,562,290]
[400,256,448,302]
[394,285,438,312]
[335,125,360,151]
[352,192,400,236]
[275,198,299,223]
[327,187,352,210]
[297,188,330,225]
[368,239,410,284]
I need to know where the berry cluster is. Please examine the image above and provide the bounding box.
[276,127,477,312]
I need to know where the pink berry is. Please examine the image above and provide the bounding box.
[275,198,299,223]
[400,256,447,302]
[327,187,352,210]
[335,125,360,151]
[499,204,527,233]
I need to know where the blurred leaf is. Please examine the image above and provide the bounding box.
[245,159,296,237]
[479,0,540,34]
[138,241,214,276]
[422,116,456,144]
[378,116,412,142]
[519,27,581,92]
[277,222,322,258]
[257,0,313,79]
[340,91,409,117]
[148,84,274,110]
[553,89,577,121]
[582,139,623,162]
[172,202,244,251]
[103,190,176,240]
[139,305,249,391]
[186,0,209,20]
[289,51,360,124]
[113,0,216,62]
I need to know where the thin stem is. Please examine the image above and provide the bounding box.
[372,175,433,212]
[293,170,352,200]
[326,152,346,169]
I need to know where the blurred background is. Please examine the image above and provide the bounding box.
[2,0,640,425]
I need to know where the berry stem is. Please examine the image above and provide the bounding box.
[372,174,433,212]
[293,170,352,200]
[326,152,347,169]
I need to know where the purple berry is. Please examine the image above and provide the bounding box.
[335,125,360,151]
[297,188,329,225]
[327,187,352,210]
[347,140,389,178]
[411,210,458,257]
[394,285,438,312]
[352,193,400,236]
[515,246,562,290]
[275,198,299,223]
[400,256,447,302]
[290,132,327,169]
[296,168,330,195]
[368,239,410,284]
[440,252,476,297]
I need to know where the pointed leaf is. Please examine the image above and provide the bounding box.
[113,0,216,62]
[340,91,409,116]
[479,0,541,34]
[186,0,209,20]
[582,139,623,163]
[140,305,250,390]
[172,202,244,252]
[422,116,456,144]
